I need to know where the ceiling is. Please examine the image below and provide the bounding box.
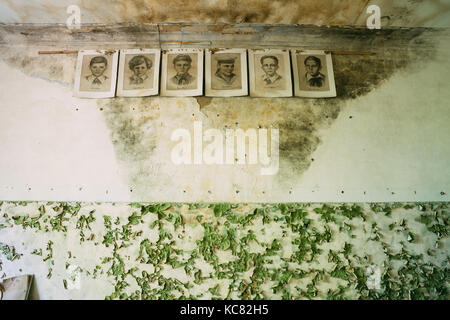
[0,0,449,27]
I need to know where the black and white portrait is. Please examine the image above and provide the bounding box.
[205,48,247,97]
[84,56,109,90]
[213,54,239,89]
[117,49,160,97]
[260,55,283,87]
[161,48,203,97]
[74,50,118,98]
[170,54,195,87]
[291,50,336,98]
[249,49,292,97]
[304,56,326,88]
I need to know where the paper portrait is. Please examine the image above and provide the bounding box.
[248,49,292,97]
[291,50,336,98]
[74,50,119,98]
[160,48,203,97]
[205,48,248,97]
[116,49,161,97]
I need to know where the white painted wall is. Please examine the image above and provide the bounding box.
[0,36,449,202]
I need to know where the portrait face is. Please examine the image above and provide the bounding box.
[75,50,118,98]
[117,50,160,97]
[305,58,320,76]
[249,50,292,97]
[132,62,149,77]
[206,49,245,96]
[162,50,202,95]
[296,54,330,92]
[292,50,336,97]
[218,62,235,76]
[90,62,107,77]
[261,57,279,77]
[174,60,191,75]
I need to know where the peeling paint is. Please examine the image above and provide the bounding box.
[99,97,162,191]
[195,96,213,110]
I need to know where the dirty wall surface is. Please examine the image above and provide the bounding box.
[0,201,448,299]
[1,0,449,27]
[0,24,449,202]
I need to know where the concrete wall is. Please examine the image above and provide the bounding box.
[0,201,448,299]
[0,0,449,27]
[0,24,449,202]
[0,3,449,301]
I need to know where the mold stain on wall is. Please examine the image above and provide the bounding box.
[97,29,439,196]
[0,25,443,199]
[2,0,450,28]
[99,97,162,192]
[0,47,76,87]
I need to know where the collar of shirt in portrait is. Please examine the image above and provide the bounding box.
[305,72,326,87]
[130,74,149,85]
[262,73,282,85]
[172,73,194,85]
[86,74,108,85]
[215,70,237,85]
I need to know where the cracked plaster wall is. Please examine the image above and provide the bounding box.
[0,24,449,202]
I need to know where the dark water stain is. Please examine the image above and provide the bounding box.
[196,97,341,185]
[94,29,441,193]
[0,47,76,86]
[195,96,213,110]
[98,97,161,189]
[193,30,440,185]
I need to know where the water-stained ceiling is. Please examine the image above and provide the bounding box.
[0,0,449,27]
